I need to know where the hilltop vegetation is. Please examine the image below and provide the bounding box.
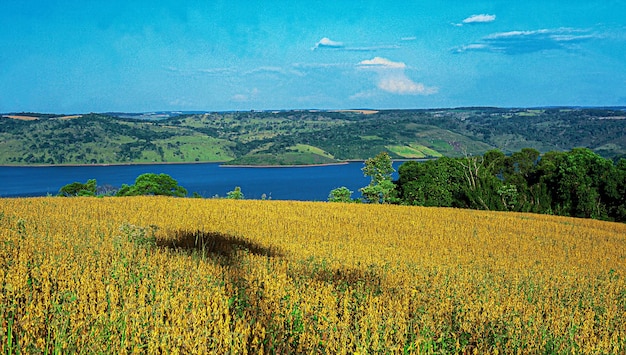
[1,107,625,165]
[1,197,625,353]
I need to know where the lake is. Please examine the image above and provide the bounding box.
[0,162,403,201]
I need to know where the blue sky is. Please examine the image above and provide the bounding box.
[1,1,625,113]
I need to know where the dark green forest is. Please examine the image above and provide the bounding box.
[394,148,626,222]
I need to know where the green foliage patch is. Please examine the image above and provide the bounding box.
[395,147,626,222]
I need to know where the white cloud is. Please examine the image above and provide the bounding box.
[231,94,249,102]
[453,43,489,53]
[462,14,496,24]
[454,28,599,54]
[312,38,399,51]
[243,66,306,78]
[312,37,344,50]
[245,66,286,75]
[165,66,235,77]
[350,90,378,100]
[292,62,348,69]
[168,98,195,108]
[231,88,260,102]
[197,67,235,75]
[345,44,401,51]
[379,77,437,95]
[401,36,417,41]
[356,57,437,96]
[358,57,406,69]
[487,30,537,39]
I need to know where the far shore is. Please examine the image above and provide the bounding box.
[0,158,429,169]
[220,161,350,168]
[0,161,227,168]
[0,160,358,168]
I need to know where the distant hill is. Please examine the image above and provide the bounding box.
[1,107,625,165]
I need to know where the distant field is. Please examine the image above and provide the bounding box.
[3,115,39,121]
[335,109,380,115]
[386,144,443,158]
[1,197,625,353]
[289,144,334,158]
[2,115,82,120]
[55,115,82,120]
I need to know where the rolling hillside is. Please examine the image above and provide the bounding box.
[1,107,624,165]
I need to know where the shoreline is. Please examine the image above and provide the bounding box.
[220,161,351,168]
[0,161,230,168]
[0,159,429,169]
[0,160,359,168]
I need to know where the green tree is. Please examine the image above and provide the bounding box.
[397,158,465,207]
[58,179,97,197]
[532,148,620,219]
[482,149,507,177]
[456,153,504,210]
[360,152,395,204]
[548,148,614,219]
[328,187,353,203]
[226,186,245,199]
[497,184,518,211]
[611,159,626,221]
[116,173,187,197]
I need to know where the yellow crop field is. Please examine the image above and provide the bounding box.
[1,197,625,354]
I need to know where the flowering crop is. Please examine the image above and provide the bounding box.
[1,196,625,353]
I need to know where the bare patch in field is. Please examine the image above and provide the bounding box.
[2,115,82,121]
[335,109,379,115]
[55,115,82,120]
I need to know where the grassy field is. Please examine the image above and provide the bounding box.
[1,197,625,353]
[386,144,443,159]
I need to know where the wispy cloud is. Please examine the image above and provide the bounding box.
[358,57,406,69]
[345,45,401,52]
[454,28,598,54]
[231,88,260,103]
[168,97,195,108]
[312,37,344,50]
[463,14,496,24]
[246,66,285,74]
[292,62,349,69]
[356,57,437,95]
[378,77,436,95]
[166,66,235,76]
[454,14,496,27]
[249,66,306,78]
[312,37,400,51]
[197,67,236,75]
[350,90,378,100]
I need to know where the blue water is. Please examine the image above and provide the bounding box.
[0,162,402,201]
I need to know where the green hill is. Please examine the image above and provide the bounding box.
[1,107,624,165]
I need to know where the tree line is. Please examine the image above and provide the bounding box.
[59,148,626,222]
[339,148,625,222]
[58,173,244,199]
[58,173,188,198]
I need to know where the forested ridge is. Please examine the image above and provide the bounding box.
[1,107,624,165]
